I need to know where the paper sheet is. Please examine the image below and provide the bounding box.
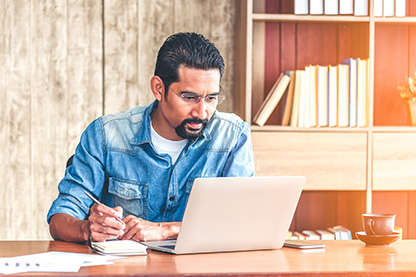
[0,251,123,275]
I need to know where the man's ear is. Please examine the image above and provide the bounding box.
[151,76,165,101]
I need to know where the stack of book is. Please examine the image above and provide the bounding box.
[253,58,369,128]
[287,225,353,240]
[295,0,368,16]
[295,0,406,17]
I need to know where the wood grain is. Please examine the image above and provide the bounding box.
[373,132,416,190]
[374,25,409,126]
[252,131,367,190]
[0,0,238,240]
[0,0,32,240]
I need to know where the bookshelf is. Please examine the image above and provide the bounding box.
[234,0,416,238]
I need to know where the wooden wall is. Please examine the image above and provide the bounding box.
[0,0,237,240]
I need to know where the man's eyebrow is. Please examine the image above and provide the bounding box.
[181,90,221,95]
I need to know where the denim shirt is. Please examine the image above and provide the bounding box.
[47,101,255,223]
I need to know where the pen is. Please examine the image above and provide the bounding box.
[83,190,125,225]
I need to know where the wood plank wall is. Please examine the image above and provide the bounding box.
[0,0,237,240]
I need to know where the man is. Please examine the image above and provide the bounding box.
[47,32,255,243]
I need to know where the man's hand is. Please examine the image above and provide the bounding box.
[119,215,180,242]
[88,204,126,242]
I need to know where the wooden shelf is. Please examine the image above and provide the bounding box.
[252,13,370,22]
[235,0,416,239]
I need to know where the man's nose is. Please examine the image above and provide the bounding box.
[191,98,209,119]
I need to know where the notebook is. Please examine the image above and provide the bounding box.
[142,176,305,254]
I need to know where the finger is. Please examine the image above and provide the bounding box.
[113,206,123,219]
[90,223,124,236]
[94,203,122,219]
[89,214,125,232]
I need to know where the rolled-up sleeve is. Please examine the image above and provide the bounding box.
[47,118,107,223]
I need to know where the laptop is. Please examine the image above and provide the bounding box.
[142,176,305,254]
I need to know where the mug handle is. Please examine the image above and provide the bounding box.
[367,219,376,235]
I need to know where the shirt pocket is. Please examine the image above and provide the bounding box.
[108,177,148,219]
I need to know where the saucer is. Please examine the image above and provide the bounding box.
[355,231,401,246]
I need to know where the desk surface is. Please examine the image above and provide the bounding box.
[2,240,416,276]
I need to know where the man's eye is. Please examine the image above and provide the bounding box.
[182,94,198,101]
[206,96,218,102]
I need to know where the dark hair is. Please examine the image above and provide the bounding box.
[154,32,225,94]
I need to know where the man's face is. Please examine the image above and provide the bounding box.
[154,66,221,141]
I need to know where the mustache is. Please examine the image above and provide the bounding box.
[182,118,208,125]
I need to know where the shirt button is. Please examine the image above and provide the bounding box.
[169,196,175,201]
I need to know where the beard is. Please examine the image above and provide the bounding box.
[175,118,208,140]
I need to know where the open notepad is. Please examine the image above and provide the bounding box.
[90,240,149,255]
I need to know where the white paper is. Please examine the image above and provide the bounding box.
[0,251,123,274]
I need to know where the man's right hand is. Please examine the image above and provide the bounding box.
[49,204,126,243]
[88,204,126,242]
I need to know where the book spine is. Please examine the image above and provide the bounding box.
[310,0,323,15]
[328,65,338,127]
[374,0,383,16]
[294,0,309,15]
[309,65,318,127]
[354,0,368,16]
[339,0,353,15]
[395,0,406,17]
[383,0,394,17]
[324,0,338,15]
[317,65,329,127]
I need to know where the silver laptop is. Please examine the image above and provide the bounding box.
[142,176,305,254]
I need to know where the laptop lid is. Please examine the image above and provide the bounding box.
[144,176,305,254]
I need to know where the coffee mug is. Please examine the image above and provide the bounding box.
[362,213,395,236]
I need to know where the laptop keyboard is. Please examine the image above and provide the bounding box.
[161,244,176,250]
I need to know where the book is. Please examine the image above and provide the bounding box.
[252,73,291,126]
[327,227,341,240]
[298,70,307,128]
[290,70,303,127]
[282,71,296,126]
[302,230,320,240]
[308,65,317,127]
[310,0,323,15]
[339,0,353,15]
[328,65,338,127]
[294,0,309,15]
[383,0,394,17]
[356,58,369,127]
[90,240,149,255]
[338,64,350,127]
[316,229,335,240]
[395,0,406,17]
[328,225,352,240]
[324,0,338,15]
[317,65,328,127]
[343,58,358,127]
[303,66,311,128]
[354,0,368,16]
[293,231,307,240]
[374,0,383,16]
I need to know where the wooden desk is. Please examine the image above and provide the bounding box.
[2,240,416,276]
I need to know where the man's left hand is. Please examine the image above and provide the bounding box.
[119,215,180,242]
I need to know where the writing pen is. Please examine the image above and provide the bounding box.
[83,190,125,225]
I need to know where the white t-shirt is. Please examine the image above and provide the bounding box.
[150,123,187,164]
